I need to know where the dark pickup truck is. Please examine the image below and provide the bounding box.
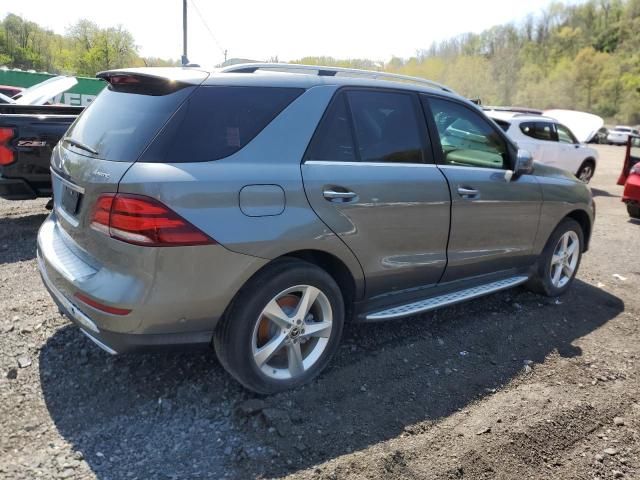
[0,103,83,200]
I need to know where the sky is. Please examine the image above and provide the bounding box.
[5,0,577,66]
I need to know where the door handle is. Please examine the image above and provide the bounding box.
[457,186,479,198]
[323,189,357,200]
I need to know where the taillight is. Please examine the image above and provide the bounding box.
[0,127,15,166]
[90,193,216,247]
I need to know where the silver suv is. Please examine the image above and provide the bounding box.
[38,64,595,393]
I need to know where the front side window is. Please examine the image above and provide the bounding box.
[427,96,506,169]
[556,124,578,144]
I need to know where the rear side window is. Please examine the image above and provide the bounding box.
[141,86,304,163]
[305,90,426,164]
[493,119,511,132]
[305,94,356,162]
[520,122,556,141]
[64,85,195,162]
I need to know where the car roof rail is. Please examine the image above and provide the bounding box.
[219,63,457,94]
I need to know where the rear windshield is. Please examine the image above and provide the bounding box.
[140,86,304,163]
[64,85,195,162]
[614,127,631,133]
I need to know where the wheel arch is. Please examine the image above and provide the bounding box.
[279,249,359,319]
[565,209,592,252]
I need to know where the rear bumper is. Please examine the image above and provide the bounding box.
[38,252,213,353]
[0,176,38,200]
[37,213,267,353]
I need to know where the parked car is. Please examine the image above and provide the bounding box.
[607,126,640,145]
[37,64,595,393]
[618,134,640,218]
[0,84,24,99]
[0,76,82,200]
[589,127,609,144]
[488,114,599,182]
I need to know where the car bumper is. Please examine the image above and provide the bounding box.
[607,136,628,144]
[0,176,38,200]
[623,174,640,204]
[38,252,214,353]
[37,213,267,354]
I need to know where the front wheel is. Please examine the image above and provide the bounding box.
[214,259,344,394]
[527,218,583,297]
[628,203,640,219]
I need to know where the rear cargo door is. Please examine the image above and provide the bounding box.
[51,71,207,252]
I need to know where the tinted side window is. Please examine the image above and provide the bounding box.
[520,122,556,141]
[142,86,303,163]
[427,97,506,169]
[347,91,424,163]
[556,124,577,144]
[305,93,356,162]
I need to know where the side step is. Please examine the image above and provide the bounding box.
[366,275,529,321]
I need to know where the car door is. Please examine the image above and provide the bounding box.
[422,95,543,283]
[555,123,584,174]
[302,89,451,298]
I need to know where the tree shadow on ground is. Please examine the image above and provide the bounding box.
[39,279,623,479]
[0,213,47,264]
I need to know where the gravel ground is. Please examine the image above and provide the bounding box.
[1,145,638,480]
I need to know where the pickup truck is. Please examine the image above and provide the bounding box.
[0,76,84,200]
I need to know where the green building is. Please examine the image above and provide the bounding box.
[0,68,105,106]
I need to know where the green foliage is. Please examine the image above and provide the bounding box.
[294,0,640,123]
[0,13,179,77]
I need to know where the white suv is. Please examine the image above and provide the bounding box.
[488,114,598,183]
[607,126,639,145]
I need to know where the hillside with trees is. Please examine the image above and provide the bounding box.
[0,14,179,77]
[297,1,640,123]
[2,0,639,122]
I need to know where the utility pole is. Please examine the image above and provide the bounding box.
[181,0,189,66]
[224,49,228,63]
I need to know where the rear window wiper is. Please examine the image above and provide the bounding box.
[64,137,99,156]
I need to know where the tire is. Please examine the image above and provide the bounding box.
[576,160,595,183]
[213,258,345,394]
[628,203,640,219]
[527,218,584,297]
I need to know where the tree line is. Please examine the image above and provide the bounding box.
[2,1,639,123]
[296,0,640,124]
[0,14,179,77]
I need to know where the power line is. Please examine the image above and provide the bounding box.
[188,0,226,59]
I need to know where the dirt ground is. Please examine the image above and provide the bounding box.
[0,145,638,480]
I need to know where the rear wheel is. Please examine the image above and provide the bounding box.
[576,160,595,183]
[628,203,640,219]
[527,218,583,297]
[214,259,344,394]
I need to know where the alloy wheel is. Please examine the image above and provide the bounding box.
[550,230,580,288]
[251,285,333,380]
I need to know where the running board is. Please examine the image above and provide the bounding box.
[366,275,529,321]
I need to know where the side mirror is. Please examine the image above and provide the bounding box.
[514,149,534,176]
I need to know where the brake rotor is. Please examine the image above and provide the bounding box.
[256,294,299,347]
